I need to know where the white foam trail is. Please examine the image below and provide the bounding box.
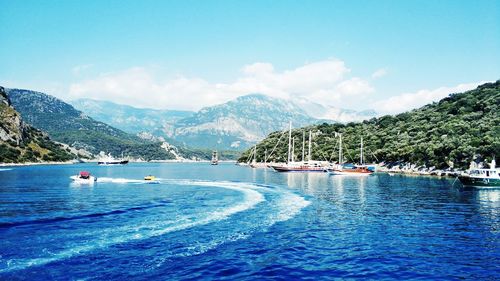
[96,177,145,184]
[0,168,12,171]
[1,180,264,273]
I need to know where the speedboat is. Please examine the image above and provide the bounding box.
[70,171,97,184]
[458,160,500,189]
[144,175,160,184]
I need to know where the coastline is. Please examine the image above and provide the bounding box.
[0,161,75,167]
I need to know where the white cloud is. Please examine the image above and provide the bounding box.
[371,68,387,79]
[67,58,374,110]
[373,82,486,114]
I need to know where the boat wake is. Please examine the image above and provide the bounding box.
[0,179,309,273]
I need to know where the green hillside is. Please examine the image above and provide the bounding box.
[6,89,175,161]
[0,87,75,163]
[239,81,500,169]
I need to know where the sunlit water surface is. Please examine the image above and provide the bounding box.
[0,163,498,280]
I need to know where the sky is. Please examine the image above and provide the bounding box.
[1,0,499,114]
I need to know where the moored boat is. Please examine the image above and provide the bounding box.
[70,171,97,184]
[458,160,500,189]
[271,122,328,172]
[97,153,129,165]
[328,134,374,176]
[211,150,218,165]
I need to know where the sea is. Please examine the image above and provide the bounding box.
[0,162,498,280]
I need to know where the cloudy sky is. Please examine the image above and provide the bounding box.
[1,0,498,114]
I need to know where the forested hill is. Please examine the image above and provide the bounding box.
[239,81,500,169]
[0,87,75,163]
[6,89,175,160]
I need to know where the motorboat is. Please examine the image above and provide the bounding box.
[458,159,500,188]
[70,171,97,184]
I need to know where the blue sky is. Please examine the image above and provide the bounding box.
[1,0,499,113]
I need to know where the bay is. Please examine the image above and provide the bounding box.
[0,163,498,280]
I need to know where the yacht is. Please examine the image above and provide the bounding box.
[271,122,328,172]
[328,134,374,176]
[458,159,500,188]
[97,153,129,165]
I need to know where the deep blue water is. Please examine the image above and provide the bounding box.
[0,163,498,280]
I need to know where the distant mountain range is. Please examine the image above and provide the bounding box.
[6,89,176,160]
[71,94,377,150]
[69,99,193,136]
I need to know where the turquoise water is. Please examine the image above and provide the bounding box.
[0,163,498,280]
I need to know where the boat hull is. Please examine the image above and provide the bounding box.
[98,160,129,165]
[272,166,327,172]
[458,176,500,189]
[328,168,374,176]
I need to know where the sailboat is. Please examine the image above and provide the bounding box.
[250,146,268,168]
[271,122,328,172]
[328,134,373,176]
[211,150,218,165]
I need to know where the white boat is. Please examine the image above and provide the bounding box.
[250,146,269,169]
[271,122,328,172]
[70,171,97,184]
[97,153,129,165]
[458,159,500,189]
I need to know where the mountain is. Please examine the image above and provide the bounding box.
[69,99,193,135]
[6,89,175,161]
[240,81,500,169]
[166,94,322,150]
[291,97,378,123]
[0,87,75,163]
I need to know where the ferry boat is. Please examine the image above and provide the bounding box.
[328,134,374,176]
[458,159,500,189]
[97,153,129,165]
[70,171,97,184]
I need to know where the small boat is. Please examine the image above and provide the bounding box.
[211,150,218,165]
[144,175,156,181]
[458,159,500,189]
[70,171,97,184]
[97,153,129,165]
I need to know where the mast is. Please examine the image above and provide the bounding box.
[292,138,295,162]
[253,145,257,164]
[360,137,364,165]
[287,121,292,164]
[302,131,305,162]
[264,149,267,165]
[308,131,312,161]
[339,133,343,164]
